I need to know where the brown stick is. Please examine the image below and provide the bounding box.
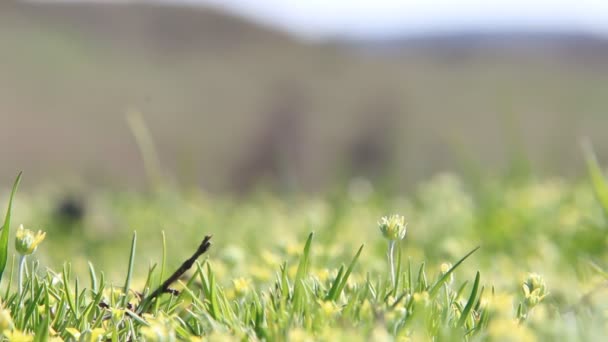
[138,235,212,312]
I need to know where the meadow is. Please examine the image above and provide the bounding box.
[0,144,606,341]
[3,2,608,341]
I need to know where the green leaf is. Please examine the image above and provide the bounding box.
[0,172,22,283]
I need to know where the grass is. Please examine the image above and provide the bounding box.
[1,148,608,341]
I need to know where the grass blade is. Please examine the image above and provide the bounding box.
[155,230,167,312]
[62,264,77,319]
[293,232,314,311]
[429,246,480,296]
[394,245,402,293]
[207,264,221,320]
[588,260,608,279]
[127,110,162,190]
[325,265,345,301]
[0,172,22,283]
[122,232,137,307]
[332,244,364,301]
[88,262,98,293]
[457,271,480,327]
[33,313,49,342]
[583,141,608,216]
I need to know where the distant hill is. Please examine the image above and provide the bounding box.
[1,1,608,191]
[342,31,608,60]
[1,1,295,54]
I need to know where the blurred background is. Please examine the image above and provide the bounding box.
[1,0,608,193]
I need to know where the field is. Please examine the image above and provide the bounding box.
[4,2,608,341]
[0,144,606,341]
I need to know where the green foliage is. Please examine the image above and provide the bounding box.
[3,163,608,340]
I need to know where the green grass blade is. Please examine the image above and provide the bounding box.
[588,260,608,279]
[394,245,402,293]
[455,281,469,299]
[33,313,49,342]
[127,110,162,190]
[475,286,486,312]
[62,264,77,320]
[177,280,207,310]
[279,262,290,309]
[332,244,364,301]
[4,254,15,299]
[294,233,314,285]
[417,263,427,292]
[88,262,98,293]
[155,230,167,312]
[583,141,608,216]
[457,271,480,327]
[293,232,314,311]
[325,265,345,301]
[143,263,157,294]
[407,258,412,293]
[121,232,137,307]
[0,172,22,283]
[429,246,480,296]
[22,285,45,330]
[207,264,221,320]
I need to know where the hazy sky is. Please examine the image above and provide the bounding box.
[172,0,608,38]
[39,0,608,38]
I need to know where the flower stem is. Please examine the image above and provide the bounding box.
[388,240,396,287]
[18,255,26,296]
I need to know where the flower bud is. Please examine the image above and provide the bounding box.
[522,273,548,307]
[15,225,46,256]
[378,215,407,241]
